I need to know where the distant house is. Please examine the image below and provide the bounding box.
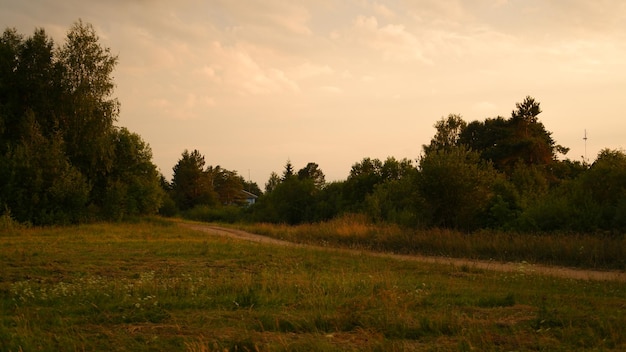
[240,189,258,206]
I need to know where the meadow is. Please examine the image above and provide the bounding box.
[1,217,625,351]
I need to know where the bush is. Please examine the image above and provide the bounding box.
[183,205,243,223]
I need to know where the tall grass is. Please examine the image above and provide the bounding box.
[237,213,626,270]
[1,218,625,351]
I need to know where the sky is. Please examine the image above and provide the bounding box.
[2,0,625,188]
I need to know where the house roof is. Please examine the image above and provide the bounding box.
[240,189,259,199]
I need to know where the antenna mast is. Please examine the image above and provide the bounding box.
[583,129,588,163]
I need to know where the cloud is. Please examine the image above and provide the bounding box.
[348,15,432,64]
[371,2,395,18]
[209,1,313,36]
[291,62,334,80]
[148,91,216,121]
[319,86,343,94]
[208,41,300,95]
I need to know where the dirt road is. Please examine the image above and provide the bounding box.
[182,223,626,282]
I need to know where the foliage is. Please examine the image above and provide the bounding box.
[458,96,560,175]
[0,22,162,224]
[422,113,466,155]
[183,204,243,223]
[170,149,260,214]
[253,175,317,224]
[365,168,427,227]
[297,161,326,189]
[171,149,218,210]
[57,20,119,180]
[418,146,500,230]
[264,171,281,193]
[160,95,625,234]
[4,26,624,238]
[101,128,164,220]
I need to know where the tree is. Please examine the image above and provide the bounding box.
[343,158,384,211]
[0,28,90,224]
[0,28,24,148]
[171,149,217,210]
[209,166,245,205]
[14,29,64,138]
[458,97,562,175]
[282,159,294,181]
[365,167,425,227]
[57,20,119,180]
[0,22,165,223]
[259,176,316,224]
[265,172,281,193]
[297,162,326,189]
[1,111,90,224]
[458,117,510,165]
[418,146,500,230]
[422,114,466,155]
[102,127,164,219]
[380,157,414,181]
[581,149,626,230]
[314,181,347,221]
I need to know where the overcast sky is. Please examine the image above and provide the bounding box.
[3,0,625,187]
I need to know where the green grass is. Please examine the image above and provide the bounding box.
[236,214,626,271]
[1,218,625,351]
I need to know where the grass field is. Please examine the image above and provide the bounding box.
[236,214,626,271]
[1,218,625,351]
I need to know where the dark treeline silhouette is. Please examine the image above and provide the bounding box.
[239,96,625,233]
[3,23,625,233]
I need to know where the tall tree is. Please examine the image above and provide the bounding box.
[422,114,466,155]
[57,20,119,180]
[102,128,164,219]
[0,28,24,148]
[506,96,555,167]
[1,22,165,223]
[209,166,244,205]
[297,162,326,190]
[581,149,626,230]
[380,157,414,181]
[265,172,281,193]
[458,97,561,174]
[282,159,294,181]
[15,29,63,138]
[344,158,384,211]
[171,149,217,210]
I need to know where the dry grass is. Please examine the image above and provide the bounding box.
[238,214,626,270]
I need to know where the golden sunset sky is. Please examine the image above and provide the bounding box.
[3,0,625,186]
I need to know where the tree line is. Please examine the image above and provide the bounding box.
[165,95,626,234]
[3,22,625,233]
[237,96,625,233]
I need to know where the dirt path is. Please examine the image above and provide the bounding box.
[181,223,626,282]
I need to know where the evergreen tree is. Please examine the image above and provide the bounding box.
[171,150,217,210]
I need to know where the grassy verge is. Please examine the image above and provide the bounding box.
[1,218,625,351]
[235,214,626,271]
